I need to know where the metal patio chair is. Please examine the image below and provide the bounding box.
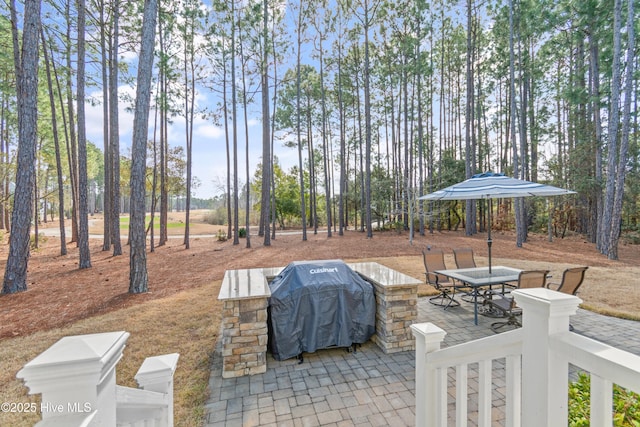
[484,270,549,332]
[453,247,479,302]
[453,247,476,269]
[422,248,460,309]
[547,266,588,296]
[547,266,588,331]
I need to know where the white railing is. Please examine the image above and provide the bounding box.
[412,288,640,427]
[17,331,179,427]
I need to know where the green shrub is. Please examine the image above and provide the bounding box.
[238,227,246,238]
[569,372,640,427]
[216,230,227,242]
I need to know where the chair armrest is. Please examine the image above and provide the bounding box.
[482,289,508,303]
[425,271,439,285]
[482,288,506,299]
[546,282,561,290]
[501,281,518,289]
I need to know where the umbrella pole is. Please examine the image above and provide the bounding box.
[488,199,492,274]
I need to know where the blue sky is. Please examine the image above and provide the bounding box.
[84,84,299,199]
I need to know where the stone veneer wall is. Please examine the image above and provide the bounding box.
[221,297,269,378]
[370,282,417,353]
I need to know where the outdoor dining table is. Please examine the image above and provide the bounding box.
[434,266,522,325]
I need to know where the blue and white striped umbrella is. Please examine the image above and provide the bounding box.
[419,172,575,272]
[418,172,575,201]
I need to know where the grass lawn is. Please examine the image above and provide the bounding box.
[0,282,221,427]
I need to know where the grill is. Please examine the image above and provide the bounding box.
[267,260,376,362]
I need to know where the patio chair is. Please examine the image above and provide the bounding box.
[484,269,549,332]
[422,248,460,309]
[546,266,588,331]
[453,247,476,269]
[453,247,482,302]
[547,266,588,296]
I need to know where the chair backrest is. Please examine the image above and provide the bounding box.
[453,248,476,269]
[557,266,588,295]
[422,248,449,284]
[517,270,549,289]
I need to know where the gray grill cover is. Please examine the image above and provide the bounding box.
[268,260,376,361]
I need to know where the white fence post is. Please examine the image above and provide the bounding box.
[17,331,130,425]
[135,353,180,427]
[512,288,581,427]
[411,323,447,427]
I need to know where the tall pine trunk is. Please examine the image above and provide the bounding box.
[337,30,345,236]
[182,15,196,250]
[363,0,372,238]
[129,0,158,294]
[238,22,251,249]
[608,0,634,260]
[110,0,122,255]
[2,0,41,294]
[41,28,67,256]
[99,0,111,251]
[318,31,331,238]
[465,0,475,237]
[509,0,525,248]
[77,0,91,269]
[222,41,232,241]
[600,0,622,256]
[261,0,272,246]
[231,0,239,245]
[589,32,603,246]
[295,1,307,241]
[159,14,169,247]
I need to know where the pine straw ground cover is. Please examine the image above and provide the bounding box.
[0,223,639,426]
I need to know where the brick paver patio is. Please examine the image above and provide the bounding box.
[205,293,640,426]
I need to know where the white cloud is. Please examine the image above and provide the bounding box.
[195,122,224,140]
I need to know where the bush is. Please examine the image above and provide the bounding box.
[203,208,227,226]
[569,372,640,426]
[623,231,640,245]
[216,230,227,242]
[238,227,246,238]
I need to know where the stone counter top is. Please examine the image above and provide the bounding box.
[349,262,423,287]
[218,262,422,300]
[218,267,283,300]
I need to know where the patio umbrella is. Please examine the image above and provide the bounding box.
[418,172,575,272]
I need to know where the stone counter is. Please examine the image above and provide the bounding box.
[350,262,422,354]
[218,262,421,378]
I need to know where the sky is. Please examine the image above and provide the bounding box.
[84,85,299,200]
